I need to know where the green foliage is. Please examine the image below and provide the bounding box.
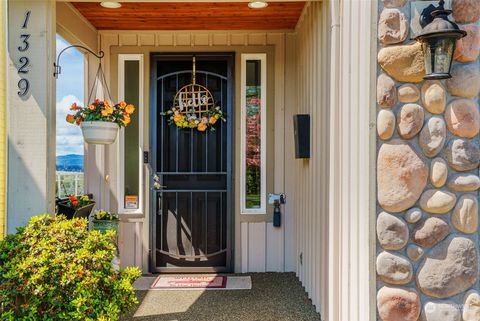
[0,214,141,321]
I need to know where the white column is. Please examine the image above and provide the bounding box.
[327,0,377,320]
[7,0,56,232]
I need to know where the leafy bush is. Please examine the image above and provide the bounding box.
[0,214,141,321]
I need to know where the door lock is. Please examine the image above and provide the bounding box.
[268,193,286,228]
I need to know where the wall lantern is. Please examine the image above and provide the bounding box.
[414,0,466,80]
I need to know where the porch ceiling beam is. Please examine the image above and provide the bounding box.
[60,0,311,2]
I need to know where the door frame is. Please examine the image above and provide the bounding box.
[148,52,235,273]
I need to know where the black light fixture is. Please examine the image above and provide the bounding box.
[415,0,466,80]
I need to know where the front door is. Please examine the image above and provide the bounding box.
[150,54,234,273]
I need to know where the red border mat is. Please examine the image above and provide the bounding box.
[150,275,227,289]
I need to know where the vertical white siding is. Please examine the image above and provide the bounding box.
[291,2,330,315]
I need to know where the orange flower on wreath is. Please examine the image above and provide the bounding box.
[174,114,184,122]
[209,117,217,125]
[197,123,207,132]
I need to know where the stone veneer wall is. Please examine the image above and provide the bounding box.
[376,0,480,320]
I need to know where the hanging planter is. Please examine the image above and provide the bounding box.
[58,45,135,145]
[80,121,119,145]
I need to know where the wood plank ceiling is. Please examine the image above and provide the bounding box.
[71,2,306,30]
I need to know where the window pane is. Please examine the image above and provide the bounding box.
[124,60,140,208]
[245,60,261,209]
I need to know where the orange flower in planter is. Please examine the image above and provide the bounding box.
[66,114,75,124]
[125,104,135,114]
[101,106,114,117]
[119,101,127,109]
[122,116,131,126]
[88,105,96,111]
[70,102,79,111]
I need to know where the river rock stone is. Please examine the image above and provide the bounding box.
[377,286,421,321]
[430,158,448,188]
[378,110,396,140]
[377,212,409,250]
[412,217,450,248]
[445,139,480,171]
[454,24,480,62]
[419,116,446,158]
[377,251,413,285]
[382,0,406,8]
[407,244,424,262]
[452,0,480,23]
[417,236,478,298]
[421,81,446,114]
[446,63,480,99]
[445,99,480,138]
[421,301,461,321]
[377,74,397,108]
[378,43,426,83]
[463,290,480,321]
[452,194,478,234]
[405,207,422,224]
[419,189,457,214]
[378,141,428,212]
[398,84,420,103]
[378,9,408,45]
[447,174,480,192]
[397,104,424,139]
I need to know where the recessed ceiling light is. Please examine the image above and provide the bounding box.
[248,1,268,9]
[100,2,122,9]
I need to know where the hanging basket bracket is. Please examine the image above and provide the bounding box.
[54,44,104,78]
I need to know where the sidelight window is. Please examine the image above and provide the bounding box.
[118,54,144,213]
[241,54,266,214]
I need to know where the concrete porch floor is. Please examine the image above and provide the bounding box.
[121,273,322,321]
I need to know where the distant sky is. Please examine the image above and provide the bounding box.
[56,35,84,156]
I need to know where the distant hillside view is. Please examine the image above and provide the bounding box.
[56,154,84,172]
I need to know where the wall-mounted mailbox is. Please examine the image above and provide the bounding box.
[293,114,310,159]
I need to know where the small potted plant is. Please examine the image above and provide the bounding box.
[91,210,119,234]
[57,194,95,219]
[66,100,135,145]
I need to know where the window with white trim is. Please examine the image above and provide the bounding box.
[241,54,267,214]
[118,54,144,214]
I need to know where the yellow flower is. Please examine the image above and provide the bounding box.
[209,117,217,125]
[101,106,114,117]
[125,104,135,114]
[197,123,207,132]
[122,117,131,126]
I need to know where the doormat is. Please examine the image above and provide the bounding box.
[149,275,252,290]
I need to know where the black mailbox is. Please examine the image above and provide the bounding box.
[293,114,310,159]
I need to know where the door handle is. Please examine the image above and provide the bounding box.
[153,182,167,190]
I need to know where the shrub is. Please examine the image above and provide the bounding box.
[0,214,141,321]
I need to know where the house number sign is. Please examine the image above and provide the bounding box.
[17,11,31,97]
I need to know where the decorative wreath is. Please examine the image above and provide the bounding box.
[162,83,226,132]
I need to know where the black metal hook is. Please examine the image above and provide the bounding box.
[54,44,104,78]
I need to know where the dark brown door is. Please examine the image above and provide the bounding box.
[149,54,234,273]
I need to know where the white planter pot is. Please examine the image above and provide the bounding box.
[80,121,119,145]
